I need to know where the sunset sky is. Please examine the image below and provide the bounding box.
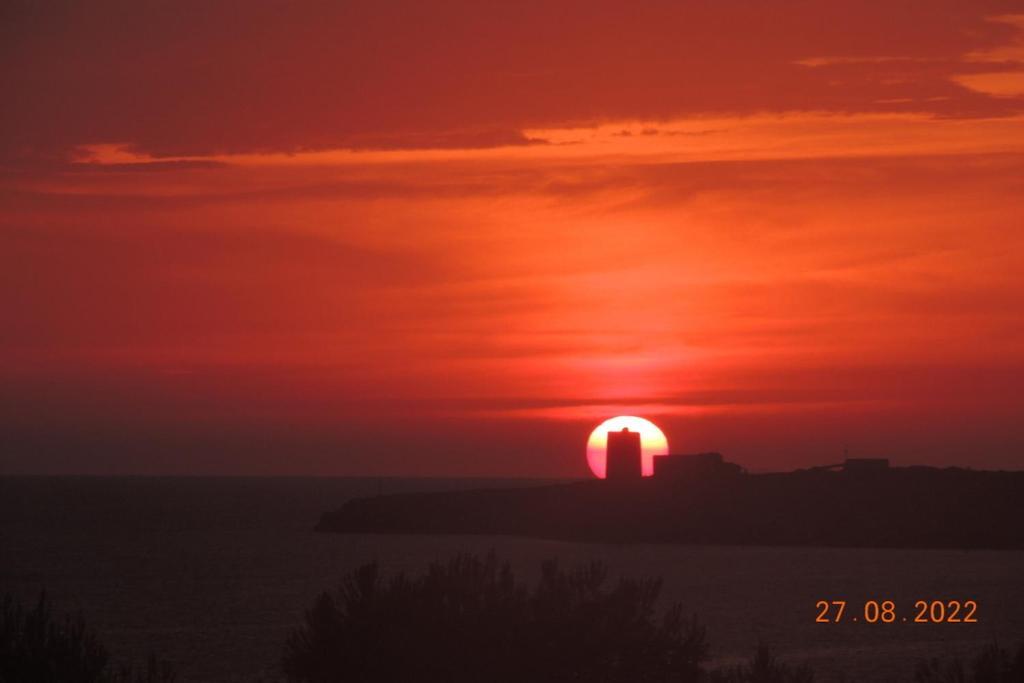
[2,1,1023,476]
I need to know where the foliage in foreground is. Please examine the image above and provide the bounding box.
[12,556,1021,683]
[282,552,710,683]
[708,645,815,683]
[915,641,1024,683]
[0,593,175,683]
[283,552,819,683]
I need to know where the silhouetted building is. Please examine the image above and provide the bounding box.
[805,457,892,475]
[606,427,642,480]
[654,452,744,480]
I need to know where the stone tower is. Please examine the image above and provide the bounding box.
[606,427,642,479]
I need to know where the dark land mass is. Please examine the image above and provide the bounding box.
[316,467,1024,549]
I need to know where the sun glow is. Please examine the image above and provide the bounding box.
[586,415,668,478]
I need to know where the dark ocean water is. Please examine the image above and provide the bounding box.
[1,477,1022,682]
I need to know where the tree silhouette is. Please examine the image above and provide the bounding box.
[282,553,708,683]
[0,593,175,683]
[708,645,814,683]
[915,642,1024,683]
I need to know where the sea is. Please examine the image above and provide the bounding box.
[2,477,1022,682]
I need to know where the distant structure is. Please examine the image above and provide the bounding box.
[807,458,890,475]
[606,427,643,480]
[841,458,889,474]
[653,452,744,480]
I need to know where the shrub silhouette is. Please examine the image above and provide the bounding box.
[915,642,1024,683]
[708,645,814,683]
[282,552,708,683]
[0,593,175,683]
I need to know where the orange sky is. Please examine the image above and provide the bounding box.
[2,2,1023,475]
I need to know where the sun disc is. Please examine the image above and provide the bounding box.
[585,415,668,478]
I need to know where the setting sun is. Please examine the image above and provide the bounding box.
[586,416,669,478]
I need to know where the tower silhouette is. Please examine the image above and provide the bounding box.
[606,427,642,479]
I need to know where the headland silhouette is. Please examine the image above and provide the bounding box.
[317,449,1024,549]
